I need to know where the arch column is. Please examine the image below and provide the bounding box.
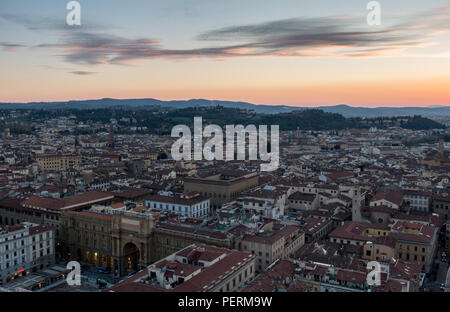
[121,242,140,275]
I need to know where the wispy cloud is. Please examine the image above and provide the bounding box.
[0,42,25,52]
[69,70,99,76]
[0,13,112,32]
[3,6,450,65]
[0,13,60,31]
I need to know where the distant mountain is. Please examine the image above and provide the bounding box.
[0,98,163,110]
[317,104,450,118]
[0,98,297,113]
[1,98,450,117]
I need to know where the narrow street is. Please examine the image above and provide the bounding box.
[425,253,449,292]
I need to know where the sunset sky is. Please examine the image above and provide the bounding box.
[1,0,450,107]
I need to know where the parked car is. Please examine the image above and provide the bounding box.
[440,283,446,291]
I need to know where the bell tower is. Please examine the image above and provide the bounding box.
[109,121,115,148]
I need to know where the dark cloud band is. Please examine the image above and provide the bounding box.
[2,6,449,66]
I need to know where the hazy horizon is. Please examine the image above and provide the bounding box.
[1,0,450,107]
[2,96,450,109]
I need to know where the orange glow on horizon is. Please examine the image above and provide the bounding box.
[1,76,450,108]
